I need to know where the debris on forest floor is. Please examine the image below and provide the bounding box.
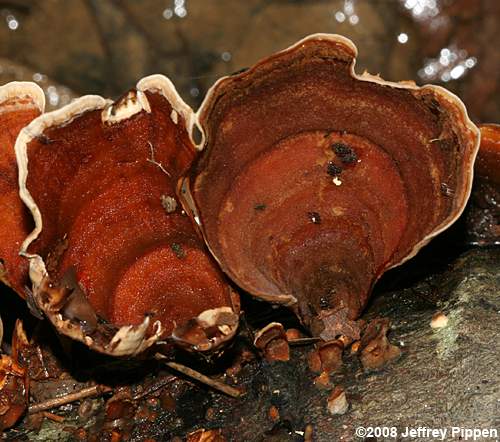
[253,322,289,362]
[430,311,449,329]
[358,318,402,371]
[326,386,349,415]
[0,248,497,441]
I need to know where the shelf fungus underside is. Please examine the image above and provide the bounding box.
[17,79,238,356]
[189,36,479,338]
[0,83,44,297]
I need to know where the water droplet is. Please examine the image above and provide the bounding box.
[6,15,19,31]
[162,8,173,19]
[397,33,409,44]
[450,65,465,80]
[334,11,345,22]
[349,14,359,25]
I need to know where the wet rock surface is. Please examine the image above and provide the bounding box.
[316,247,500,441]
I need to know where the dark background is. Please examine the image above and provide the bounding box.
[1,0,499,123]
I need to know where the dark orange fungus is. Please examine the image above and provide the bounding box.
[18,80,238,356]
[5,35,480,356]
[0,83,43,296]
[0,84,44,431]
[0,321,29,431]
[187,35,479,338]
[466,124,500,245]
[477,124,500,186]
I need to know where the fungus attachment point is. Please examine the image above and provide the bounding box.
[188,34,479,334]
[16,76,238,356]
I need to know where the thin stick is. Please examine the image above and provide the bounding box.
[158,358,242,398]
[288,337,321,346]
[29,384,113,414]
[42,411,65,423]
[133,375,176,400]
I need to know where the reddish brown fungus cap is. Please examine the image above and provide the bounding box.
[477,124,500,186]
[16,76,239,356]
[0,82,44,296]
[185,34,479,333]
[0,320,30,431]
[467,124,500,245]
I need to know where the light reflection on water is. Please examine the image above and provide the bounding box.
[418,45,477,82]
[163,0,188,20]
[334,0,360,25]
[6,14,18,30]
[402,0,440,20]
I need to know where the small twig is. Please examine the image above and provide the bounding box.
[133,374,176,400]
[147,142,171,177]
[155,355,242,398]
[288,337,321,346]
[35,346,50,379]
[166,361,242,398]
[41,411,65,423]
[28,384,113,414]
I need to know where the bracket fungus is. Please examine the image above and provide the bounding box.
[185,34,480,337]
[466,124,500,245]
[0,82,44,296]
[253,322,290,362]
[476,124,500,186]
[14,76,239,357]
[0,34,481,360]
[0,321,30,431]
